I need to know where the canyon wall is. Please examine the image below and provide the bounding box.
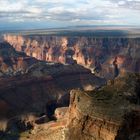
[66,87,140,140]
[65,73,140,140]
[4,34,140,79]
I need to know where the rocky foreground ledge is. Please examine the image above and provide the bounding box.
[9,73,140,140]
[66,74,140,140]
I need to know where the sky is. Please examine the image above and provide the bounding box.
[0,0,140,30]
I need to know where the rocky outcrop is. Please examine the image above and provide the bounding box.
[65,73,140,140]
[66,91,138,140]
[4,34,140,78]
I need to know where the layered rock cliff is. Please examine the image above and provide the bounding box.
[4,34,140,79]
[66,73,140,140]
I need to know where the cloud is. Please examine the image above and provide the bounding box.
[0,0,140,30]
[0,0,43,22]
[109,0,140,10]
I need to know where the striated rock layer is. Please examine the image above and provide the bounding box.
[65,73,140,140]
[4,34,140,78]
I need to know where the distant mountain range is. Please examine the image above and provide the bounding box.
[0,26,140,37]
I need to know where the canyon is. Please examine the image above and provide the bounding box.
[0,31,140,140]
[4,34,140,79]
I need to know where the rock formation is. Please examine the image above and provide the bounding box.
[5,73,139,140]
[66,74,140,140]
[4,34,140,79]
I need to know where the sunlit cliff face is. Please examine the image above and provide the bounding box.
[3,34,140,78]
[73,44,85,65]
[73,51,85,65]
[4,35,70,64]
[3,35,89,66]
[58,37,68,63]
[116,56,125,67]
[110,56,125,68]
[4,35,24,52]
[61,37,68,50]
